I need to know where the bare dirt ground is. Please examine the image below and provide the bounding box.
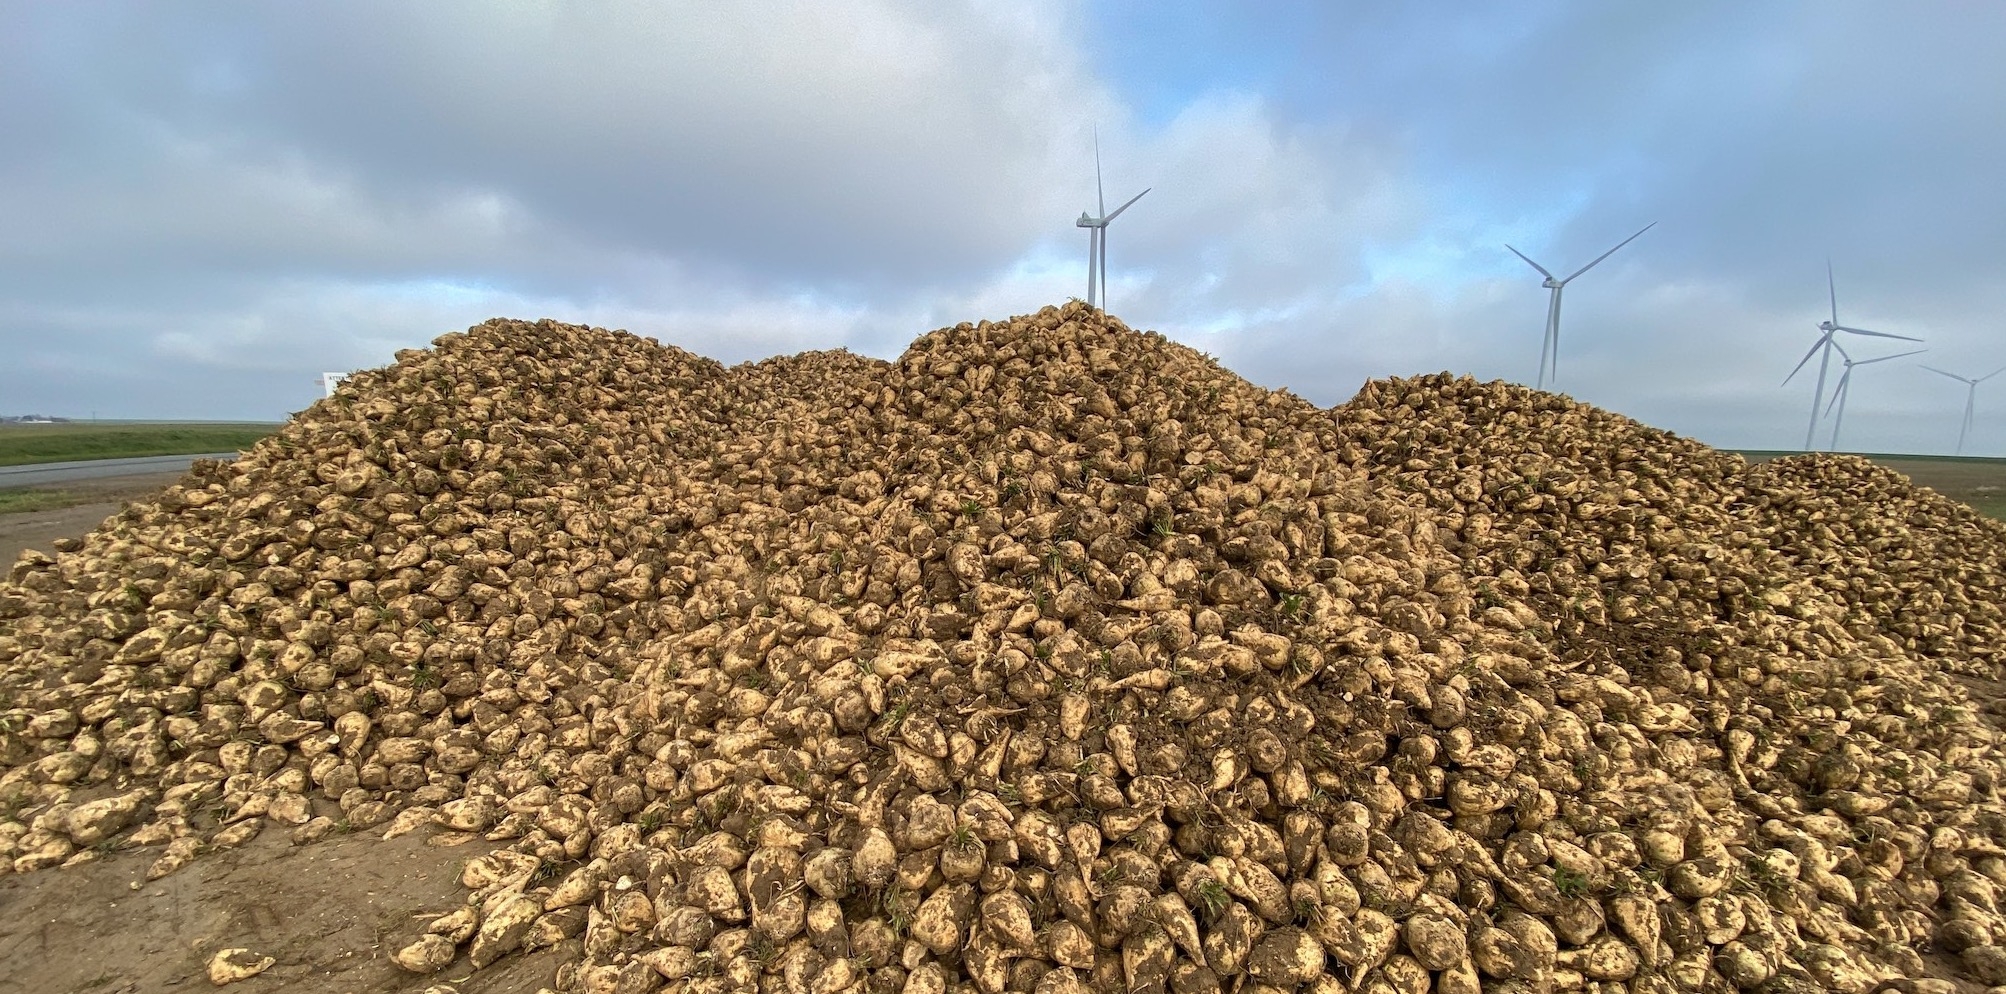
[0,827,570,994]
[0,473,180,566]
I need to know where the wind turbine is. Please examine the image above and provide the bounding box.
[1921,364,2006,456]
[1822,341,1925,452]
[1505,221,1655,390]
[1075,129,1149,312]
[1783,262,1921,451]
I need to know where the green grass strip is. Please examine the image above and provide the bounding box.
[0,424,278,467]
[0,490,87,514]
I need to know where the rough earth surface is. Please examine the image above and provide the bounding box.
[0,828,563,994]
[0,473,184,567]
[2,305,2005,994]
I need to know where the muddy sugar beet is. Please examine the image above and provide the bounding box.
[3,305,2006,994]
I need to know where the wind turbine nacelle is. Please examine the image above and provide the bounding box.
[1077,215,1097,227]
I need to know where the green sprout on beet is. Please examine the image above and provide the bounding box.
[1193,879,1231,921]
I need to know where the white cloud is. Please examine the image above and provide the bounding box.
[5,2,2006,458]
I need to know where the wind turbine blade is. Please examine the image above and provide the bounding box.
[1831,339,1853,364]
[1505,245,1555,280]
[1825,371,1851,417]
[1827,259,1839,327]
[1961,387,1975,443]
[1783,336,1830,386]
[1980,365,2006,382]
[1561,221,1655,283]
[1855,349,1927,366]
[1922,365,1972,384]
[1103,188,1149,223]
[1836,325,1922,342]
[1094,126,1105,217]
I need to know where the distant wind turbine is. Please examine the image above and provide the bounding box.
[1783,262,1921,451]
[1822,342,1925,452]
[1921,364,2006,456]
[1075,129,1149,312]
[1505,221,1655,390]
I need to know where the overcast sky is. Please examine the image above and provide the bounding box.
[5,2,2005,456]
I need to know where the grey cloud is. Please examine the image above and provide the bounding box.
[27,2,1105,291]
[1140,2,2006,454]
[1263,4,2006,299]
[5,1,2006,457]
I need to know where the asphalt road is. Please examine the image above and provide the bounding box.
[0,452,237,489]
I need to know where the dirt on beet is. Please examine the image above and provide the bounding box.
[0,472,187,568]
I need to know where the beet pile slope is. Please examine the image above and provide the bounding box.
[2,305,2004,994]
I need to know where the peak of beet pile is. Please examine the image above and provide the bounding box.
[3,305,2006,994]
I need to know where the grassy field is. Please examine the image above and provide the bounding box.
[0,422,278,467]
[0,490,84,514]
[1738,450,2006,519]
[0,472,188,519]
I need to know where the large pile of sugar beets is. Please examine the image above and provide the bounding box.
[3,303,2005,994]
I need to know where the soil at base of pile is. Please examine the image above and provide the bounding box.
[0,825,566,994]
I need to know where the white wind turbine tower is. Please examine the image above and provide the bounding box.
[1505,221,1655,389]
[1783,262,1921,451]
[1075,129,1149,312]
[1921,363,2006,456]
[1822,341,1925,452]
